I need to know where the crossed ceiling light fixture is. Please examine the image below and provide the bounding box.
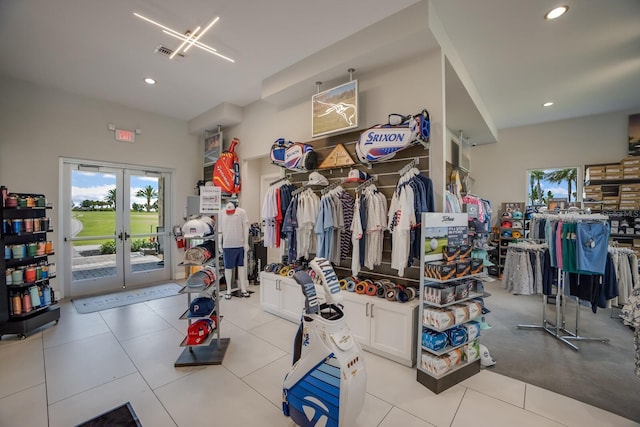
[133,12,235,63]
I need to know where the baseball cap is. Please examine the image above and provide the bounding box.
[187,267,216,288]
[307,171,328,186]
[511,230,523,239]
[502,212,512,218]
[512,210,523,220]
[188,297,215,317]
[501,220,512,228]
[511,221,523,229]
[186,319,214,345]
[182,217,214,238]
[479,344,496,367]
[477,316,492,330]
[346,169,371,183]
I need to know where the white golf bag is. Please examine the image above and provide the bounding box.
[282,258,366,427]
[355,109,430,163]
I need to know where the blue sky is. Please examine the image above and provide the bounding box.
[72,171,159,207]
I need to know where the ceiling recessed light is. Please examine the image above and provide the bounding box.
[144,77,156,85]
[543,101,554,107]
[545,6,568,20]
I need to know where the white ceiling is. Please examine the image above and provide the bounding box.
[1,0,639,143]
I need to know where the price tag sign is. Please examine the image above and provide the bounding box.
[200,186,221,213]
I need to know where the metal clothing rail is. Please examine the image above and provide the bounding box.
[291,185,310,196]
[321,179,345,195]
[398,157,420,176]
[356,175,378,193]
[269,175,290,186]
[517,268,610,351]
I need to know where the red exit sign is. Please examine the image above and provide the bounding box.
[115,129,135,143]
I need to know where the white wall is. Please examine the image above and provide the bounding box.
[228,48,446,220]
[472,109,635,221]
[0,76,201,287]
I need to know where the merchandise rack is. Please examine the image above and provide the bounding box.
[517,268,609,351]
[416,212,485,394]
[175,212,230,366]
[517,211,611,351]
[1,192,60,339]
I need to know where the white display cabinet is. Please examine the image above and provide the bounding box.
[260,271,418,366]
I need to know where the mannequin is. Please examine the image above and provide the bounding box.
[220,201,250,299]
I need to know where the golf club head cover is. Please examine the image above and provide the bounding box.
[309,257,343,305]
[292,270,319,315]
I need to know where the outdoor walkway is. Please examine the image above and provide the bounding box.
[72,246,164,281]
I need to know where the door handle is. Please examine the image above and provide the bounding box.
[117,232,123,241]
[365,302,369,317]
[371,304,375,318]
[124,232,130,241]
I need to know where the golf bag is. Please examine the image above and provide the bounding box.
[355,109,430,163]
[282,257,366,427]
[270,138,318,171]
[213,137,241,194]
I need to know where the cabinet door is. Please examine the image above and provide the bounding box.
[340,295,370,346]
[280,278,305,323]
[259,272,280,314]
[369,301,416,361]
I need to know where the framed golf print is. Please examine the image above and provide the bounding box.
[312,80,358,137]
[204,131,222,166]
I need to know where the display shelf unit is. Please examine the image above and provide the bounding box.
[417,212,485,394]
[497,202,525,275]
[260,271,419,367]
[1,192,60,339]
[175,213,229,367]
[583,161,640,256]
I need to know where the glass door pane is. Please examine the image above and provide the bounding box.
[123,170,169,286]
[63,162,172,297]
[68,166,124,295]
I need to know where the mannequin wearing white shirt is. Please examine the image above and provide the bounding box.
[220,201,250,299]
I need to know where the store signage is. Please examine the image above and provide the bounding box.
[114,129,135,143]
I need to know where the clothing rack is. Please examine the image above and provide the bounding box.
[398,158,419,176]
[356,175,378,193]
[518,268,610,351]
[508,241,547,251]
[291,185,310,196]
[517,212,611,350]
[269,175,290,186]
[532,211,609,222]
[320,179,345,195]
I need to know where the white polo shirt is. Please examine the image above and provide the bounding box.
[220,207,248,248]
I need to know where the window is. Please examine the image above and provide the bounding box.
[527,167,580,207]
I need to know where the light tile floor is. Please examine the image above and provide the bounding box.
[0,283,638,427]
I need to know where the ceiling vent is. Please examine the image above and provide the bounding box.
[155,45,185,60]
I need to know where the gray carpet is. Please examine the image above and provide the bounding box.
[480,278,640,422]
[72,283,182,314]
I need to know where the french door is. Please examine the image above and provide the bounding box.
[61,160,172,297]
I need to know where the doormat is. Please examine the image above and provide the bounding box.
[76,402,142,427]
[72,282,182,314]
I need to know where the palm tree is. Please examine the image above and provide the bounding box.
[529,170,545,204]
[546,168,578,202]
[136,185,158,212]
[104,188,116,209]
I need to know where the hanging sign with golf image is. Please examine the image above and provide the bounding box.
[423,213,469,262]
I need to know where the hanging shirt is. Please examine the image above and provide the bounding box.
[351,196,363,276]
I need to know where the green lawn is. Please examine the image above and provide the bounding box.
[72,211,160,246]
